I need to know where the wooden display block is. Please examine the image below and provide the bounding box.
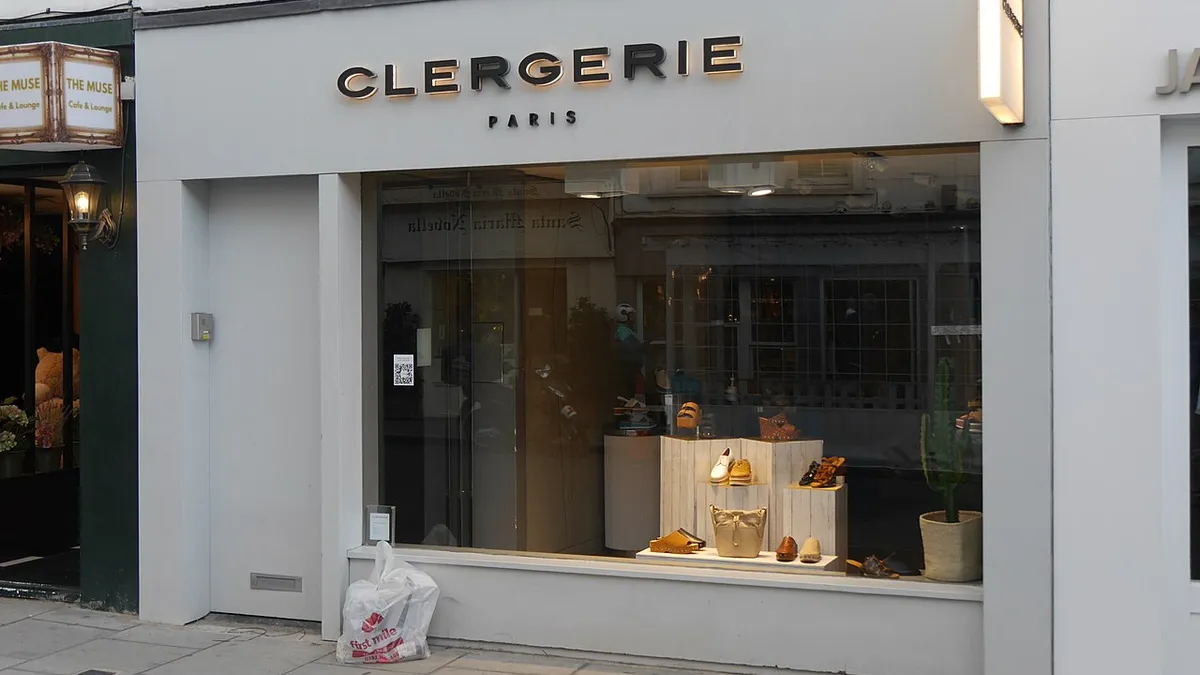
[636,546,841,576]
[773,485,849,571]
[695,483,772,551]
[658,436,739,538]
[739,438,824,496]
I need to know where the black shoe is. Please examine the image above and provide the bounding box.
[797,460,820,486]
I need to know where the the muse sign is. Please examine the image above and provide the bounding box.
[335,36,743,100]
[0,42,121,151]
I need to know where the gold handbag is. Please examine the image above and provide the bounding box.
[710,505,767,558]
[758,412,797,441]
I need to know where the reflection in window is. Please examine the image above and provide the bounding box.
[376,149,983,581]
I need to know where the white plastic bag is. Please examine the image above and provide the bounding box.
[336,541,440,664]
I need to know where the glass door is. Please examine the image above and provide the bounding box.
[0,178,81,590]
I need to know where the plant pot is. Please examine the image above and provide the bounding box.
[35,445,64,473]
[919,510,983,582]
[0,451,25,478]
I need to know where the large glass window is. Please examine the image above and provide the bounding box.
[375,148,983,582]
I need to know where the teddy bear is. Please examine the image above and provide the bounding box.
[33,347,80,449]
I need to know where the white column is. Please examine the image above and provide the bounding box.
[137,179,211,624]
[319,173,365,639]
[980,139,1052,675]
[1051,115,1191,675]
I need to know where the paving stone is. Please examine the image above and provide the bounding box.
[110,623,238,650]
[449,651,586,675]
[0,602,59,628]
[15,638,192,675]
[35,608,139,632]
[315,647,469,674]
[0,619,112,661]
[142,634,332,675]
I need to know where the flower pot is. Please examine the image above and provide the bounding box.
[919,510,983,582]
[0,451,24,478]
[35,445,64,473]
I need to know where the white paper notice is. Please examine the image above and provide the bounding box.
[62,59,117,131]
[0,60,45,131]
[393,354,415,386]
[368,512,391,542]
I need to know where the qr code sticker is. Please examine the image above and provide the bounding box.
[393,354,415,386]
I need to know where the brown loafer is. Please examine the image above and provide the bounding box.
[775,536,798,562]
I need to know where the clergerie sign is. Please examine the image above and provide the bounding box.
[335,36,743,100]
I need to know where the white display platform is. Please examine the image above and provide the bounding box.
[636,546,842,575]
[604,434,661,551]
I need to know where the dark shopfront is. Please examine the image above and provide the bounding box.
[0,13,137,611]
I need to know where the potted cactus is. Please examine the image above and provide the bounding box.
[919,357,982,582]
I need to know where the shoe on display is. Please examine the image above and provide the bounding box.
[775,535,798,562]
[848,554,900,579]
[797,460,821,486]
[676,402,701,430]
[709,448,733,484]
[799,537,822,563]
[759,412,798,441]
[728,458,753,486]
[649,529,701,554]
[810,456,846,488]
[655,368,672,393]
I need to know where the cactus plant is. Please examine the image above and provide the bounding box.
[921,357,970,523]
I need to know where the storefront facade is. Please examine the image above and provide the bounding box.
[135,1,1053,674]
[1050,1,1200,673]
[0,10,138,612]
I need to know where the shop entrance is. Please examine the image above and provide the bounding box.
[0,177,81,592]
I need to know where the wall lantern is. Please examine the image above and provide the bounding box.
[60,160,118,250]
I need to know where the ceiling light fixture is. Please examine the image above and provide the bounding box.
[747,187,775,197]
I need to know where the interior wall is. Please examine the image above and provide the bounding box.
[207,176,322,620]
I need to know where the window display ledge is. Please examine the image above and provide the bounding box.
[347,546,982,603]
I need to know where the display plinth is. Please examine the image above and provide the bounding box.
[604,434,661,551]
[774,485,849,571]
[660,436,834,555]
[636,546,841,575]
[659,436,737,541]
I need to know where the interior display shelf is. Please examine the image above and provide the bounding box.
[636,546,841,575]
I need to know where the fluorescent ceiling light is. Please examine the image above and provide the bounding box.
[564,165,639,199]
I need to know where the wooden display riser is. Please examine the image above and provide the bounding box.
[773,485,849,571]
[660,437,839,556]
[636,546,842,575]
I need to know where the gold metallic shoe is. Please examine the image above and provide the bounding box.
[728,458,753,486]
[649,530,700,554]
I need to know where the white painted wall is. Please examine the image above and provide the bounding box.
[134,0,1049,183]
[1050,1,1200,673]
[348,550,983,675]
[207,176,322,620]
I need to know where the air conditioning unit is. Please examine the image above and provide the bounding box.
[707,160,796,196]
[564,165,639,199]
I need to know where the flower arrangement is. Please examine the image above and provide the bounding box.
[0,397,32,454]
[34,400,78,449]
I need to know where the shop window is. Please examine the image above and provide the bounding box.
[375,148,983,583]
